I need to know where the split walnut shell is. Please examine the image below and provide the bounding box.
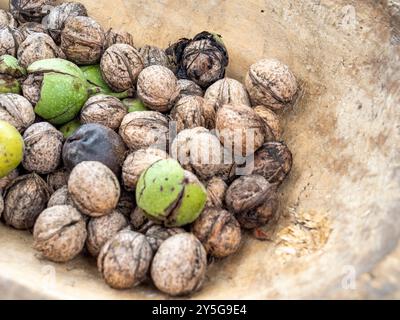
[145,225,185,252]
[254,105,282,141]
[10,0,55,24]
[139,45,171,69]
[18,22,49,40]
[177,79,203,98]
[22,122,64,174]
[80,94,127,130]
[137,65,180,112]
[98,230,153,289]
[0,93,35,132]
[204,77,250,111]
[2,173,50,229]
[0,9,17,28]
[225,174,278,229]
[60,16,105,65]
[46,168,69,193]
[119,111,169,151]
[104,28,134,49]
[100,44,144,92]
[216,104,266,157]
[192,207,241,258]
[0,26,24,56]
[151,233,207,296]
[245,59,298,111]
[122,148,169,191]
[68,161,121,217]
[86,210,128,257]
[170,95,215,132]
[205,176,227,208]
[33,205,87,262]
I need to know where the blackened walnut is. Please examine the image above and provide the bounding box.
[254,105,282,141]
[3,173,50,229]
[0,9,17,28]
[47,185,74,208]
[216,104,266,157]
[60,16,105,65]
[139,45,170,69]
[18,22,49,40]
[62,123,127,175]
[119,111,169,151]
[137,65,180,112]
[33,205,87,262]
[122,148,169,191]
[0,93,35,132]
[205,176,227,208]
[151,233,207,296]
[46,168,69,193]
[145,225,185,252]
[42,2,87,44]
[204,78,250,111]
[0,26,24,56]
[100,44,144,92]
[22,122,63,174]
[104,28,134,49]
[80,94,127,130]
[225,174,278,229]
[10,0,55,23]
[177,79,203,99]
[245,59,298,111]
[98,230,153,289]
[250,142,292,185]
[68,161,121,217]
[0,168,18,190]
[192,208,241,258]
[86,210,128,257]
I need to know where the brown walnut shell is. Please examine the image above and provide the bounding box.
[0,93,35,132]
[177,79,203,98]
[130,207,150,231]
[46,168,69,193]
[0,168,18,190]
[139,45,170,69]
[205,176,227,208]
[0,9,17,28]
[0,26,24,56]
[145,225,185,252]
[21,73,43,105]
[254,105,282,141]
[116,190,135,217]
[47,185,75,208]
[10,0,55,24]
[18,22,49,40]
[104,28,134,49]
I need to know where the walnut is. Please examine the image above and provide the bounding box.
[205,176,227,208]
[139,45,170,69]
[0,168,18,190]
[10,0,55,24]
[18,22,49,40]
[47,185,74,208]
[254,105,282,141]
[0,26,24,56]
[104,28,134,49]
[0,9,17,28]
[177,79,203,98]
[46,168,69,193]
[0,93,35,132]
[145,225,185,252]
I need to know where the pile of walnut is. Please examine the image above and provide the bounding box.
[0,0,297,297]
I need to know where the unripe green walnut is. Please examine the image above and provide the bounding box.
[136,159,207,227]
[0,120,24,178]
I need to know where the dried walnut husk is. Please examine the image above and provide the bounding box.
[3,173,50,229]
[139,45,170,69]
[151,233,207,296]
[0,26,24,56]
[104,28,134,49]
[61,16,105,65]
[100,44,144,92]
[119,111,169,151]
[46,168,69,193]
[80,94,127,130]
[122,148,169,191]
[0,93,35,132]
[145,225,185,252]
[18,22,48,39]
[137,65,180,112]
[245,58,298,111]
[98,230,153,289]
[42,2,87,44]
[192,207,241,258]
[87,210,128,257]
[68,161,120,217]
[254,105,282,141]
[0,9,18,28]
[10,0,55,24]
[204,77,250,111]
[33,205,87,262]
[205,176,227,208]
[170,95,215,132]
[216,104,266,157]
[225,174,278,229]
[177,79,203,98]
[0,168,18,190]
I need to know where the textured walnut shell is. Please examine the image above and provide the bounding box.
[245,59,298,110]
[192,208,241,258]
[225,174,278,229]
[18,22,49,40]
[60,16,105,65]
[0,26,24,56]
[122,148,169,191]
[97,230,153,289]
[205,176,227,208]
[0,193,3,218]
[3,173,50,229]
[0,168,18,190]
[151,233,207,296]
[42,2,87,44]
[116,190,135,217]
[177,79,204,98]
[145,225,185,252]
[250,141,293,185]
[254,105,282,141]
[68,161,121,217]
[100,44,144,92]
[137,65,180,112]
[47,185,75,208]
[22,122,64,174]
[87,210,128,257]
[46,168,69,193]
[104,28,134,49]
[216,104,266,157]
[33,205,87,262]
[139,45,170,69]
[10,0,55,23]
[130,207,150,231]
[21,73,42,105]
[0,9,17,28]
[119,111,169,151]
[80,94,127,130]
[204,78,250,111]
[0,93,35,132]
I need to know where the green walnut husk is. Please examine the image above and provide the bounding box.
[122,98,149,112]
[24,58,95,125]
[80,65,133,99]
[136,159,207,227]
[0,55,26,94]
[59,118,80,138]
